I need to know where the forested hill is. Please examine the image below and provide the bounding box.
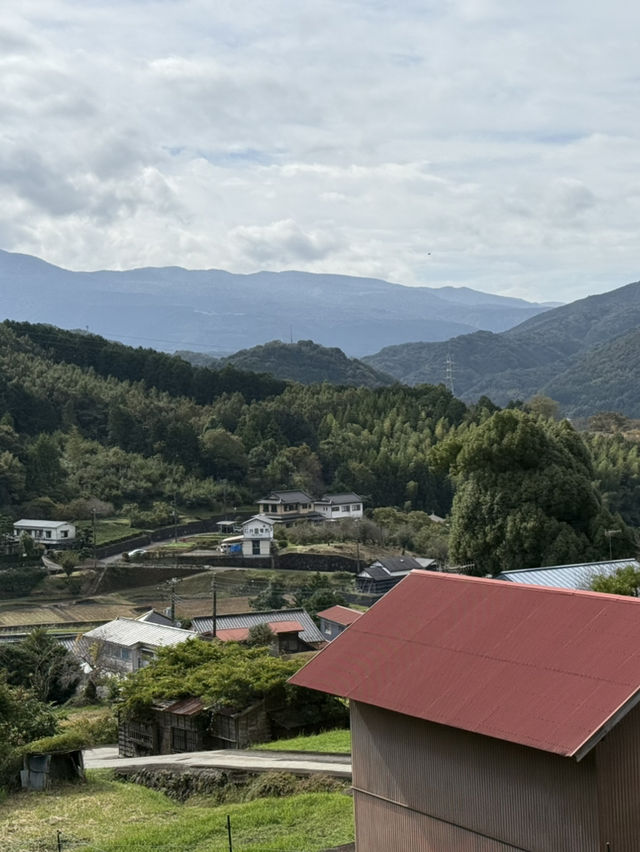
[4,321,286,404]
[0,321,469,518]
[363,279,640,416]
[177,340,396,388]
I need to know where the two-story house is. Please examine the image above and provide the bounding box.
[257,490,363,525]
[240,514,275,557]
[314,493,363,521]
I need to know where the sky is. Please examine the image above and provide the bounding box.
[2,1,640,304]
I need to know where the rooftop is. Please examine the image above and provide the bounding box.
[316,605,363,626]
[192,609,325,645]
[83,618,197,648]
[291,571,640,760]
[14,519,72,529]
[496,558,640,590]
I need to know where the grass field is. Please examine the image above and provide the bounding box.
[0,772,354,852]
[255,729,351,753]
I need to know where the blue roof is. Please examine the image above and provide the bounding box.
[496,558,640,591]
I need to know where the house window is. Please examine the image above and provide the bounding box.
[353,504,361,511]
[341,505,349,512]
[332,506,340,512]
[252,540,261,555]
[45,531,51,539]
[61,530,68,538]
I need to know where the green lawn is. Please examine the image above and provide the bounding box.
[0,772,354,852]
[255,729,351,753]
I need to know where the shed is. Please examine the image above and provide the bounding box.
[21,750,85,790]
[118,696,271,757]
[291,571,640,851]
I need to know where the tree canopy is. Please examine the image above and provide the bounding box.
[443,410,634,575]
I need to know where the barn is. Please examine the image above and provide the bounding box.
[291,570,640,850]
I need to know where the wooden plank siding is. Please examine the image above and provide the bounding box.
[351,702,601,852]
[596,702,640,849]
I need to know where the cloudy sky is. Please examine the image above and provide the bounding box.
[2,0,640,303]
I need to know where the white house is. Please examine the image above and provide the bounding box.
[314,493,363,521]
[241,514,275,557]
[79,618,197,674]
[256,490,364,523]
[13,519,76,544]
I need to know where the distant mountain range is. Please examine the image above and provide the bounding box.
[0,250,553,357]
[363,279,640,416]
[177,339,396,388]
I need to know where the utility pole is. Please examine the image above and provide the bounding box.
[169,577,178,623]
[605,529,621,561]
[91,508,97,569]
[211,570,217,638]
[172,493,178,543]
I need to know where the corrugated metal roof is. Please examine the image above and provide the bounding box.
[290,571,640,759]
[83,618,196,648]
[213,621,304,642]
[164,697,204,715]
[316,605,363,626]
[496,558,640,590]
[192,609,324,644]
[14,519,70,529]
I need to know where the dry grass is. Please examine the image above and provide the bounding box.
[0,772,354,852]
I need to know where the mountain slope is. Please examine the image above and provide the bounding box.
[179,339,396,387]
[0,250,552,357]
[363,279,640,415]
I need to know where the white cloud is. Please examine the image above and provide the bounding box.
[1,1,640,303]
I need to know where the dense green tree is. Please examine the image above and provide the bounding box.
[590,564,640,596]
[0,628,81,704]
[443,410,632,575]
[0,676,58,786]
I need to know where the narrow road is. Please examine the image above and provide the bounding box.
[84,746,352,778]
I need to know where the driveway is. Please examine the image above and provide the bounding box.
[84,747,352,778]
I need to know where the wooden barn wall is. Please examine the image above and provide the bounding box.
[596,702,640,849]
[351,702,600,852]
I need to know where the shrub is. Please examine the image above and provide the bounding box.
[243,771,298,801]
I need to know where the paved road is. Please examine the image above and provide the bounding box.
[84,747,352,778]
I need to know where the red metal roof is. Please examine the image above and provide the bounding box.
[214,621,303,642]
[316,605,363,626]
[290,571,640,759]
[215,627,250,641]
[267,620,304,634]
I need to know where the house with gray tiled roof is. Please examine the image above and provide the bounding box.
[356,555,436,594]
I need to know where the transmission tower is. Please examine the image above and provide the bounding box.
[445,351,455,396]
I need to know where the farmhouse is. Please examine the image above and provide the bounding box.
[80,618,197,674]
[13,519,76,544]
[256,489,364,524]
[314,492,363,521]
[356,555,436,594]
[292,571,640,850]
[191,608,325,649]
